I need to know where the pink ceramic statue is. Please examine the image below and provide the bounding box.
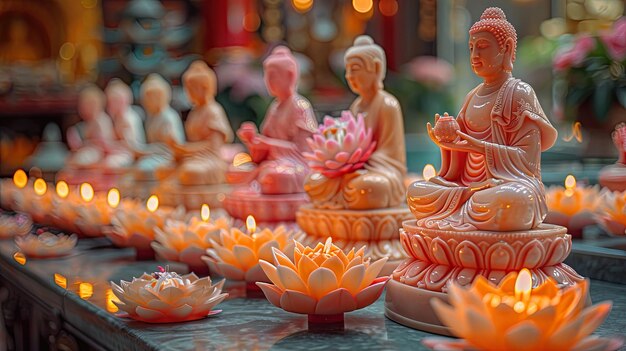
[296,36,412,274]
[223,46,317,222]
[599,122,626,191]
[105,79,146,153]
[154,61,235,208]
[384,7,584,334]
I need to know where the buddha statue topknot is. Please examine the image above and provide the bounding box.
[384,7,584,334]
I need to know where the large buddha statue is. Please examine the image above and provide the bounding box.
[406,8,557,232]
[304,35,406,210]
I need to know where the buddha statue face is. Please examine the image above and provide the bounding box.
[106,80,132,118]
[469,31,508,79]
[345,56,379,96]
[142,87,165,116]
[183,61,216,107]
[78,88,104,122]
[468,7,517,80]
[264,66,294,100]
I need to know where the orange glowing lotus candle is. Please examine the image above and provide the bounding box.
[51,185,84,234]
[26,178,54,224]
[75,187,122,237]
[424,269,620,351]
[544,175,600,238]
[595,190,626,236]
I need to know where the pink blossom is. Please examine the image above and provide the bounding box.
[600,17,626,61]
[406,56,454,86]
[553,34,596,71]
[553,50,577,71]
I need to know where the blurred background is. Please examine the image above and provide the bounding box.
[0,0,624,184]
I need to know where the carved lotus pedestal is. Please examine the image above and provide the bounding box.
[153,181,231,210]
[223,189,309,223]
[296,205,413,276]
[384,221,584,335]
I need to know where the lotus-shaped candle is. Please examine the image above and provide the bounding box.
[433,113,460,143]
[23,179,55,225]
[15,232,77,258]
[106,196,186,259]
[425,269,619,351]
[203,218,295,287]
[544,175,601,238]
[257,238,389,323]
[110,271,227,323]
[152,213,231,275]
[0,213,32,238]
[595,190,626,236]
[304,111,376,178]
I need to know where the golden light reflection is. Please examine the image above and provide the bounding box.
[13,252,26,265]
[107,188,120,208]
[34,178,47,196]
[422,164,436,181]
[292,0,313,12]
[352,0,373,13]
[514,268,532,313]
[55,273,67,289]
[246,215,256,234]
[79,282,94,299]
[201,204,210,222]
[562,122,583,143]
[233,152,252,167]
[80,183,94,202]
[13,169,27,188]
[564,175,576,197]
[147,195,159,213]
[56,181,69,199]
[106,288,120,313]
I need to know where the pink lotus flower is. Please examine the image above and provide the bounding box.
[553,34,596,72]
[304,111,376,178]
[601,17,626,61]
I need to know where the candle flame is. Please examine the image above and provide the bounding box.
[564,175,576,197]
[422,164,436,181]
[106,288,120,313]
[323,237,333,254]
[246,215,256,234]
[514,268,532,309]
[54,273,67,289]
[146,195,159,213]
[233,152,252,167]
[79,282,93,299]
[80,183,94,202]
[34,178,47,196]
[13,252,26,265]
[56,181,69,198]
[107,188,120,208]
[201,204,210,222]
[13,169,27,188]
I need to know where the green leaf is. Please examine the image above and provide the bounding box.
[616,86,626,109]
[593,81,614,120]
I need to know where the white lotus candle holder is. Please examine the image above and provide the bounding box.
[15,232,77,258]
[111,271,227,323]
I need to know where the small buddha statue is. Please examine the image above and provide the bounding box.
[167,61,234,185]
[230,46,317,194]
[105,79,146,152]
[406,7,558,232]
[135,74,185,180]
[304,35,406,210]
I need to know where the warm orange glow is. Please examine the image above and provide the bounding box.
[79,282,93,299]
[201,204,210,222]
[55,273,67,289]
[34,178,47,196]
[379,0,398,16]
[56,181,69,199]
[146,195,159,213]
[80,183,94,202]
[243,12,261,32]
[13,169,27,188]
[246,215,256,234]
[422,164,436,181]
[106,288,120,313]
[514,268,532,312]
[352,0,373,13]
[562,122,583,143]
[233,152,253,167]
[107,188,120,208]
[292,0,313,12]
[13,252,26,265]
[564,175,576,197]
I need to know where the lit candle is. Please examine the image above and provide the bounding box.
[201,204,210,222]
[56,181,69,199]
[544,174,600,238]
[13,169,27,189]
[422,164,436,181]
[80,183,94,202]
[107,188,120,209]
[147,195,159,213]
[246,215,256,234]
[34,178,47,196]
[564,174,576,197]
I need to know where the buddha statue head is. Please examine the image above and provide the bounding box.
[344,35,386,95]
[78,85,105,122]
[468,7,517,79]
[141,74,171,117]
[263,46,298,100]
[105,79,133,119]
[183,60,217,106]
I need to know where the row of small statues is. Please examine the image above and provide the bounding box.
[67,7,559,232]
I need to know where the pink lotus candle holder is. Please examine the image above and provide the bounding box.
[544,175,601,238]
[424,269,621,351]
[203,217,296,288]
[257,238,389,325]
[595,190,626,236]
[105,196,186,259]
[0,213,32,239]
[15,232,77,258]
[304,111,376,178]
[152,209,231,275]
[111,271,227,323]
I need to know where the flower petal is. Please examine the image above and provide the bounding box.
[168,304,194,320]
[233,245,258,271]
[257,282,283,308]
[307,267,338,300]
[355,278,388,309]
[259,260,284,289]
[277,265,308,294]
[321,255,345,281]
[340,264,365,295]
[360,257,388,290]
[280,290,317,314]
[504,320,541,351]
[135,306,165,321]
[297,254,319,283]
[314,288,357,314]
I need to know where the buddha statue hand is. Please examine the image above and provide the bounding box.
[237,122,258,145]
[427,114,485,154]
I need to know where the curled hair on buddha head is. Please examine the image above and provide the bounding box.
[469,7,517,69]
[344,35,386,88]
[141,73,171,104]
[263,46,299,89]
[183,60,217,98]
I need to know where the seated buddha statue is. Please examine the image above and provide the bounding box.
[230,46,317,194]
[406,7,558,232]
[105,79,145,166]
[135,74,185,180]
[167,61,234,186]
[304,35,406,210]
